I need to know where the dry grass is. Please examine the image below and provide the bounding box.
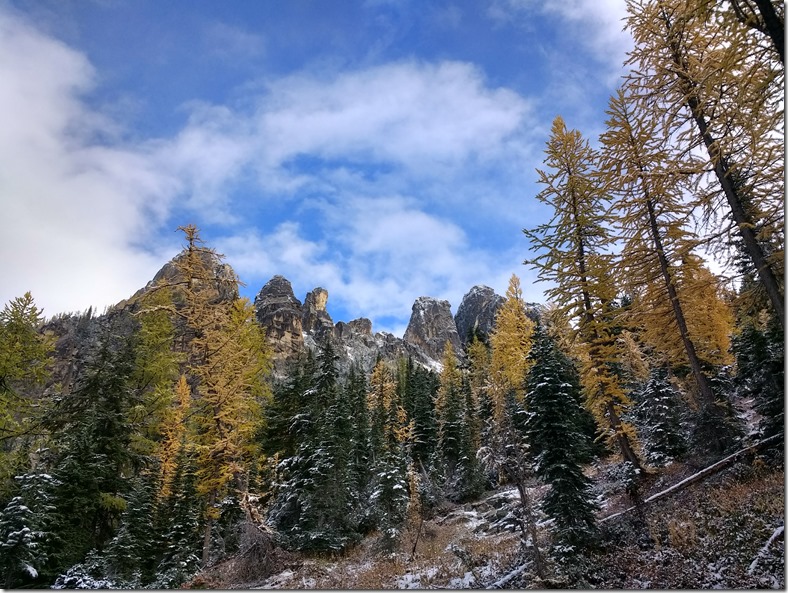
[589,460,784,589]
[236,514,521,589]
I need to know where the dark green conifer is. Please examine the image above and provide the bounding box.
[524,325,598,555]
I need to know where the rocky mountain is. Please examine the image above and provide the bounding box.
[78,254,512,381]
[453,285,506,346]
[252,275,481,378]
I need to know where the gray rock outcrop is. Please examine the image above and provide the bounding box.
[254,276,305,369]
[454,285,505,346]
[403,296,463,363]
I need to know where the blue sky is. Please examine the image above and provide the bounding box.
[0,0,632,336]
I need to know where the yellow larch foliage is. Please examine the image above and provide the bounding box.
[489,274,535,416]
[157,373,191,500]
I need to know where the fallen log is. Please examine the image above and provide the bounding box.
[600,433,783,524]
[486,561,529,589]
[747,524,784,575]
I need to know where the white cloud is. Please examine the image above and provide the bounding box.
[217,195,535,336]
[0,7,179,316]
[486,0,632,85]
[256,60,532,177]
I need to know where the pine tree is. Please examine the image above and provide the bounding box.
[156,374,191,501]
[268,340,357,552]
[732,316,784,440]
[524,326,598,556]
[489,274,535,407]
[103,473,158,587]
[366,359,411,549]
[161,225,271,566]
[344,364,374,532]
[154,447,201,588]
[0,472,62,587]
[600,83,720,408]
[0,495,43,587]
[47,316,140,565]
[400,357,438,466]
[477,387,545,578]
[434,342,481,502]
[0,293,53,491]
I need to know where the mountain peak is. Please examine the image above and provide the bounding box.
[455,284,505,346]
[403,296,463,362]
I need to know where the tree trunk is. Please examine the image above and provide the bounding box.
[600,433,782,523]
[752,0,784,62]
[644,195,716,406]
[607,401,643,471]
[202,492,216,568]
[661,7,785,329]
[514,478,545,580]
[686,94,784,330]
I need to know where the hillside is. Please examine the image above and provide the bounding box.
[187,449,784,589]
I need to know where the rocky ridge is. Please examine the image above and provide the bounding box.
[253,275,508,378]
[119,254,512,379]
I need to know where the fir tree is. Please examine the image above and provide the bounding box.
[524,116,643,471]
[366,359,411,549]
[48,316,140,565]
[103,473,158,587]
[400,357,438,466]
[0,495,42,587]
[154,446,201,589]
[434,342,482,502]
[524,325,598,556]
[633,368,688,465]
[732,317,784,440]
[268,340,357,552]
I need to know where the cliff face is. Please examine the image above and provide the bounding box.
[253,275,305,369]
[454,285,505,346]
[402,296,463,363]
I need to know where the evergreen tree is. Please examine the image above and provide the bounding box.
[0,472,61,587]
[524,326,598,556]
[268,340,357,552]
[434,342,482,502]
[344,364,373,532]
[0,495,42,587]
[48,316,140,567]
[260,352,317,462]
[633,368,688,465]
[0,293,53,492]
[477,387,545,579]
[732,317,784,440]
[367,359,411,549]
[154,446,201,589]
[400,357,438,466]
[103,472,158,587]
